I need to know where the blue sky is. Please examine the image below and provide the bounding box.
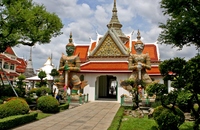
[13,0,198,70]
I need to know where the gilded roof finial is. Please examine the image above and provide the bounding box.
[66,32,74,47]
[137,30,141,41]
[113,0,117,12]
[136,30,143,44]
[107,0,121,29]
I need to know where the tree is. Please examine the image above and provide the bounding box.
[159,57,186,89]
[158,0,200,49]
[16,74,26,97]
[38,71,47,87]
[50,69,59,80]
[155,56,200,130]
[0,0,63,53]
[16,74,26,89]
[183,55,200,130]
[158,58,187,109]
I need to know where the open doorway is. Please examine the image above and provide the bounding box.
[96,75,117,100]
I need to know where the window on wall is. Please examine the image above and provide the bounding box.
[3,62,9,69]
[10,64,14,70]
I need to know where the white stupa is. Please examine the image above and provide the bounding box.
[38,57,54,75]
[26,57,55,89]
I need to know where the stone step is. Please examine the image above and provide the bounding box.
[139,107,150,111]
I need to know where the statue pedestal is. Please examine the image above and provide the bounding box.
[70,95,80,101]
[67,94,89,106]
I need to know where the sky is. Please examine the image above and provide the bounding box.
[13,0,198,71]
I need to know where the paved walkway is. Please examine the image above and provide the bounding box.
[13,101,120,130]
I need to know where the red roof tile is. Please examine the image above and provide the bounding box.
[81,62,160,74]
[74,46,89,62]
[90,42,96,51]
[81,62,128,70]
[131,42,158,61]
[4,59,20,65]
[16,58,27,73]
[0,54,10,60]
[75,41,159,62]
[5,47,16,56]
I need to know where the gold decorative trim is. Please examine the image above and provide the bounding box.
[94,35,123,56]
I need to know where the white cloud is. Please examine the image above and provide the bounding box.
[13,0,197,71]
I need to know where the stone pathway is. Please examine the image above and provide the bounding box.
[13,101,120,130]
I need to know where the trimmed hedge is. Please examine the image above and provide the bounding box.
[0,97,29,119]
[153,105,185,130]
[59,102,69,110]
[37,95,59,113]
[0,112,38,130]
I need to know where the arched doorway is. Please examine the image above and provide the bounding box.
[95,75,117,100]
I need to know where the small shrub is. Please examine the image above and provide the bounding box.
[37,95,59,113]
[2,86,19,97]
[27,88,38,96]
[25,97,34,105]
[176,90,191,112]
[0,112,38,130]
[36,86,51,97]
[0,99,3,104]
[191,104,199,117]
[151,101,162,108]
[153,105,185,130]
[0,97,29,119]
[59,102,69,110]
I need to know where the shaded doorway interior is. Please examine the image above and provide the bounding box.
[96,75,117,100]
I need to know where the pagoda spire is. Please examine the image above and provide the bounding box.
[23,46,36,78]
[28,47,33,68]
[107,0,122,29]
[107,0,129,43]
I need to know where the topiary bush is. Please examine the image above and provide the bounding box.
[37,95,59,113]
[153,105,185,130]
[176,90,191,112]
[2,86,20,97]
[36,86,51,97]
[0,97,29,119]
[0,100,3,104]
[27,88,38,96]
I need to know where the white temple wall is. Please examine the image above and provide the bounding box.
[82,73,96,101]
[80,72,131,103]
[115,74,130,102]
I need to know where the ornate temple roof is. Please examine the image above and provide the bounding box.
[107,0,129,43]
[72,0,161,75]
[0,47,27,80]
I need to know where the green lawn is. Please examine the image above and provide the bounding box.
[108,106,194,130]
[36,112,53,120]
[119,116,158,130]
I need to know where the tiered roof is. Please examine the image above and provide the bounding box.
[72,0,161,75]
[0,47,27,79]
